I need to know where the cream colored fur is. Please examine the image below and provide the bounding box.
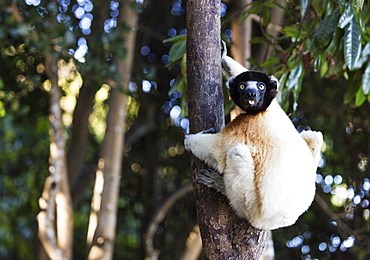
[184,53,323,230]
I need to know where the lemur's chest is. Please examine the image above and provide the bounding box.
[222,112,291,161]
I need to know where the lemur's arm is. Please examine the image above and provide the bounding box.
[221,40,248,79]
[184,131,226,173]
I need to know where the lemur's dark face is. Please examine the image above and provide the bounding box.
[228,71,278,114]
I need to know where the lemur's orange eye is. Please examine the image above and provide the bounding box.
[239,84,245,90]
[258,83,265,90]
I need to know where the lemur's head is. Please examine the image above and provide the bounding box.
[228,71,278,114]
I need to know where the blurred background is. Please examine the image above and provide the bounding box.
[0,0,369,259]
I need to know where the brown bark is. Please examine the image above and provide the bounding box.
[86,1,138,259]
[186,0,268,259]
[37,53,73,260]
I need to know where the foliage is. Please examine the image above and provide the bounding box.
[241,0,370,111]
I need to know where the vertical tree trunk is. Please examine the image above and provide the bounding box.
[37,54,73,260]
[186,0,268,259]
[230,0,252,69]
[86,1,138,259]
[256,0,287,64]
[229,0,252,120]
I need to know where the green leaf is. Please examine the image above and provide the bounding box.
[163,35,186,44]
[282,24,300,39]
[301,0,308,18]
[355,87,366,106]
[286,62,304,91]
[353,42,370,69]
[262,6,271,27]
[261,56,280,67]
[314,13,340,48]
[319,54,329,77]
[344,71,361,103]
[262,0,277,8]
[239,1,260,22]
[168,39,186,63]
[249,37,269,44]
[344,16,361,70]
[312,0,327,16]
[355,0,364,11]
[338,5,354,29]
[169,76,186,95]
[361,62,370,95]
[326,27,343,55]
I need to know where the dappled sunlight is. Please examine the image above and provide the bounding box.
[89,84,110,141]
[87,160,105,246]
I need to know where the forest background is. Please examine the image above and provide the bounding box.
[0,0,369,259]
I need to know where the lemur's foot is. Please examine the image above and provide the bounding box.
[300,130,323,152]
[197,169,226,196]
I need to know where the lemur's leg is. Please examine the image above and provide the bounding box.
[221,40,248,78]
[197,169,226,196]
[223,143,258,220]
[300,130,324,166]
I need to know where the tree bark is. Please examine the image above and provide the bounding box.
[186,1,268,259]
[37,54,73,260]
[86,1,138,259]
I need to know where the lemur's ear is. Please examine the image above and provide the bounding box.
[268,75,279,90]
[226,77,235,89]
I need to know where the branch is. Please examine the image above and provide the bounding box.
[144,184,193,259]
[315,193,358,239]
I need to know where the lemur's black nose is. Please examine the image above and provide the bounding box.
[246,88,258,99]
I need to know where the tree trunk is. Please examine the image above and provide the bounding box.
[186,1,268,259]
[229,0,252,120]
[256,0,287,64]
[37,54,73,260]
[67,82,97,205]
[230,0,252,69]
[86,1,138,259]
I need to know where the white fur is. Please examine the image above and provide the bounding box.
[184,54,324,230]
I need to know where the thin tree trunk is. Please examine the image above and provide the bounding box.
[186,1,268,259]
[230,0,252,69]
[256,0,287,64]
[67,82,97,203]
[86,1,138,259]
[37,54,73,260]
[229,0,252,120]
